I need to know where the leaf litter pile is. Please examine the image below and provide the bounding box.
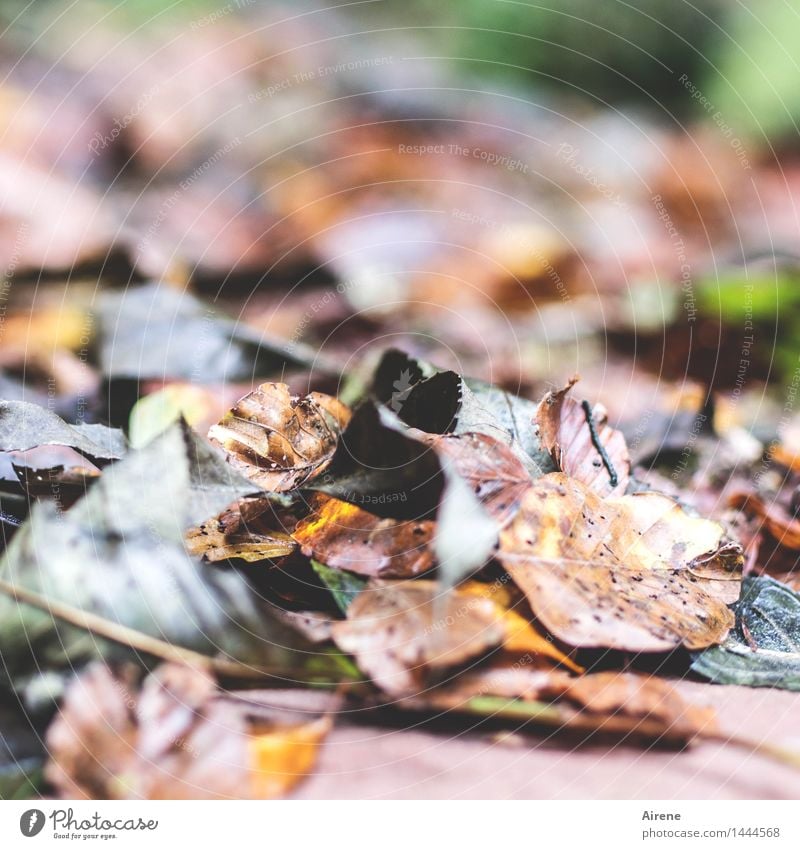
[4,345,800,799]
[2,2,800,801]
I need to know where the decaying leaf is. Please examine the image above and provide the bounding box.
[186,497,297,563]
[294,495,434,578]
[692,576,800,690]
[498,473,742,652]
[332,580,505,696]
[45,663,330,799]
[398,370,547,477]
[0,400,126,462]
[535,377,630,495]
[209,383,351,492]
[728,490,800,550]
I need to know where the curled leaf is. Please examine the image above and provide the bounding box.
[535,377,630,495]
[209,383,350,493]
[186,497,297,563]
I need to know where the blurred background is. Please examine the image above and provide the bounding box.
[0,0,798,436]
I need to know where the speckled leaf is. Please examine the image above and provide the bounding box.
[498,473,742,652]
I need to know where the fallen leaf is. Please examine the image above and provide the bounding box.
[0,400,126,462]
[186,497,297,563]
[728,490,800,550]
[535,377,630,495]
[294,495,435,578]
[0,421,308,685]
[692,576,800,690]
[45,663,330,799]
[209,383,351,492]
[498,473,742,651]
[423,431,530,527]
[402,668,716,745]
[331,580,505,696]
[398,370,546,477]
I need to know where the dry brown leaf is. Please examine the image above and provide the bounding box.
[421,431,531,526]
[45,663,329,800]
[209,383,351,492]
[293,494,434,578]
[498,473,742,651]
[331,580,505,696]
[186,497,297,563]
[535,377,630,496]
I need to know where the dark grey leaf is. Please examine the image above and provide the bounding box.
[691,576,800,690]
[0,401,126,461]
[0,421,308,685]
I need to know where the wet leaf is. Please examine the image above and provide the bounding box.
[209,383,350,493]
[498,473,742,651]
[0,400,126,462]
[331,580,505,696]
[692,576,800,690]
[45,663,330,799]
[0,421,307,683]
[535,377,630,495]
[294,495,435,579]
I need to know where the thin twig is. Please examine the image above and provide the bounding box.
[581,399,618,487]
[0,576,337,685]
